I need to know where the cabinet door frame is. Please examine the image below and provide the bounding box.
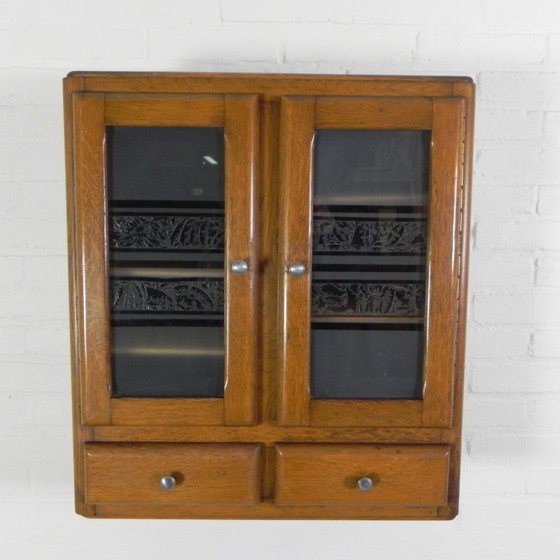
[71,92,259,427]
[278,95,465,428]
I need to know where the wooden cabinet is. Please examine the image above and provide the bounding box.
[64,72,474,520]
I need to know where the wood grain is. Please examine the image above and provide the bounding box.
[72,93,111,426]
[260,101,281,423]
[92,502,440,520]
[85,443,261,505]
[73,71,466,101]
[110,399,224,426]
[224,94,259,426]
[315,97,432,129]
[64,76,94,516]
[275,444,449,506]
[310,400,424,427]
[277,97,315,426]
[422,98,465,428]
[104,94,224,126]
[92,424,447,444]
[444,80,476,519]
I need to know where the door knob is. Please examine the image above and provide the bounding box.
[287,262,306,277]
[357,477,374,492]
[160,475,177,491]
[231,260,249,275]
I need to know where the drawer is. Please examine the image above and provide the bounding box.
[275,444,449,506]
[85,443,261,505]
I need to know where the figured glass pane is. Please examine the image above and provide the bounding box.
[107,127,225,398]
[311,130,430,400]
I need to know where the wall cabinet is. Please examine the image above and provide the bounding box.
[64,72,474,519]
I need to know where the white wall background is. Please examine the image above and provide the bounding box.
[1,0,559,558]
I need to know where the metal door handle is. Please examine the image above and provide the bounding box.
[287,262,306,277]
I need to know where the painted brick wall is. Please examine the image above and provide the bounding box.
[1,1,559,558]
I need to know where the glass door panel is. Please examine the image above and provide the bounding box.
[107,126,225,398]
[73,93,257,426]
[310,130,430,400]
[278,95,464,428]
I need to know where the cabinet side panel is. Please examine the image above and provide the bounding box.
[65,78,96,515]
[73,93,111,425]
[442,82,475,518]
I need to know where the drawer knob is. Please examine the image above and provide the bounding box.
[287,262,306,277]
[160,475,177,491]
[357,477,374,492]
[231,260,249,275]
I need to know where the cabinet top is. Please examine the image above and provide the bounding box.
[64,71,474,100]
[66,71,473,81]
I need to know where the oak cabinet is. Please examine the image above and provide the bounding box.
[64,72,474,519]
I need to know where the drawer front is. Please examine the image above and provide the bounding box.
[85,443,261,505]
[275,444,449,506]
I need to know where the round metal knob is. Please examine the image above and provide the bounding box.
[160,475,176,491]
[231,260,249,275]
[287,262,306,277]
[357,477,374,492]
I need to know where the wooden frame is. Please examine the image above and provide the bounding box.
[71,92,259,428]
[278,96,465,429]
[65,72,474,520]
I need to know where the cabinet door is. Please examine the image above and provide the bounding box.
[71,93,258,426]
[278,96,464,428]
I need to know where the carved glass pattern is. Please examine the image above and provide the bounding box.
[312,282,425,316]
[313,219,426,254]
[111,279,224,313]
[110,214,224,251]
[310,130,430,401]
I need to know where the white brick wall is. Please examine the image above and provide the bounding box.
[0,1,559,558]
